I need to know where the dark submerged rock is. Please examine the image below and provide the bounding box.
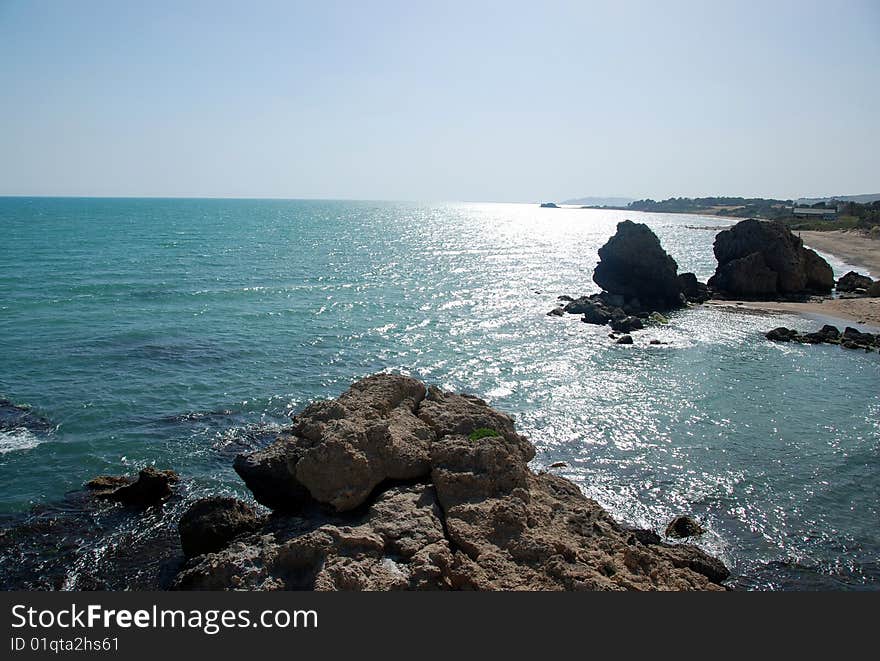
[85,475,133,494]
[610,315,644,333]
[104,467,179,507]
[665,516,705,539]
[178,497,261,558]
[765,327,799,342]
[615,335,634,345]
[0,399,54,434]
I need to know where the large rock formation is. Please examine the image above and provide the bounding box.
[174,374,729,591]
[708,219,834,299]
[593,220,686,311]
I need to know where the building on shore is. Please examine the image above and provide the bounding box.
[791,206,838,220]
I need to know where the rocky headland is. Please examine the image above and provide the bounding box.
[168,374,728,590]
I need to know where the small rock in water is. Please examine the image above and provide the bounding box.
[616,335,633,345]
[765,327,799,342]
[547,461,568,469]
[546,307,564,317]
[96,467,180,507]
[85,475,133,494]
[665,515,705,539]
[611,315,644,333]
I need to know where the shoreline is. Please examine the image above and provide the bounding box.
[797,230,880,276]
[704,229,879,328]
[706,298,880,331]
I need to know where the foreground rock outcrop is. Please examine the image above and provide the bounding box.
[708,219,834,299]
[174,374,729,591]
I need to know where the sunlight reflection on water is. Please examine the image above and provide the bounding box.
[0,199,877,589]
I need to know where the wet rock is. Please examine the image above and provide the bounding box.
[178,497,261,558]
[546,307,565,317]
[0,399,54,434]
[615,335,634,345]
[610,315,644,333]
[233,435,312,511]
[678,272,710,303]
[798,332,827,344]
[563,296,597,314]
[819,324,840,340]
[581,304,612,325]
[765,327,799,342]
[765,324,876,353]
[665,516,705,539]
[708,219,834,298]
[104,467,179,507]
[85,475,133,494]
[557,295,574,302]
[593,220,685,311]
[836,271,874,293]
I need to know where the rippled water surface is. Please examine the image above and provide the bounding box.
[1,198,878,589]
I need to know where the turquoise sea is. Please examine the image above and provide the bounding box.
[1,197,878,589]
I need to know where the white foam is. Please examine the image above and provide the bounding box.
[0,428,44,454]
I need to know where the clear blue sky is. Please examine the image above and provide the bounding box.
[1,0,878,201]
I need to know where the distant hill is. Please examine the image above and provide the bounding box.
[561,196,635,207]
[797,193,880,204]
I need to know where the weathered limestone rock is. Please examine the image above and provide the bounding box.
[177,374,731,591]
[234,374,433,512]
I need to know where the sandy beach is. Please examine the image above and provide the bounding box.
[707,298,880,329]
[798,230,880,275]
